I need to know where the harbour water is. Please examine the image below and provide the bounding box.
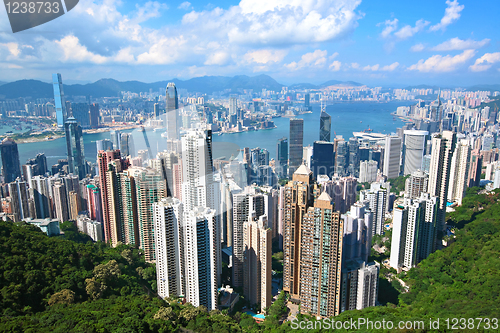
[12,101,413,168]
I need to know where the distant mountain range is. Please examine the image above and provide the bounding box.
[0,75,498,100]
[0,75,367,99]
[288,80,363,90]
[0,75,288,99]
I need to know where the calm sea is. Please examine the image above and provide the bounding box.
[12,101,413,169]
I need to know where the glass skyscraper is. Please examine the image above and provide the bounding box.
[65,117,86,179]
[276,137,288,178]
[289,118,304,176]
[52,73,67,128]
[166,82,179,140]
[320,110,332,142]
[0,138,21,183]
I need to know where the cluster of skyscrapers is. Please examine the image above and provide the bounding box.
[3,76,499,321]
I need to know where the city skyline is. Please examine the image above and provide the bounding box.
[0,0,498,86]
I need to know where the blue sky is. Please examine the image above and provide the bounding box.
[0,0,499,87]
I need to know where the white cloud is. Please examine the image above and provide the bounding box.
[410,43,425,52]
[136,36,188,64]
[195,0,363,45]
[408,49,475,72]
[363,64,379,71]
[350,62,359,69]
[329,60,341,71]
[381,62,399,71]
[285,49,328,71]
[429,0,464,32]
[204,51,231,65]
[380,18,398,38]
[362,62,399,71]
[242,49,287,64]
[394,19,430,40]
[431,38,490,51]
[178,1,191,10]
[469,53,500,72]
[0,0,363,79]
[55,36,108,64]
[329,52,339,60]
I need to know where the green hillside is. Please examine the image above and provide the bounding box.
[1,188,499,332]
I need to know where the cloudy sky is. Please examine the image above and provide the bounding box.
[0,0,498,86]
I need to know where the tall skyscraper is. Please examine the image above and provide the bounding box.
[232,187,268,287]
[360,181,390,236]
[154,103,160,119]
[243,214,272,313]
[72,103,91,128]
[402,130,428,176]
[405,169,428,199]
[53,181,70,223]
[65,117,87,180]
[154,197,185,300]
[347,137,360,177]
[468,149,482,188]
[359,160,378,183]
[335,140,348,176]
[428,131,456,232]
[110,130,120,150]
[448,139,471,205]
[166,82,179,140]
[132,167,166,261]
[97,149,123,244]
[342,203,373,263]
[229,97,237,115]
[120,133,135,158]
[89,103,100,129]
[288,119,304,176]
[311,141,335,179]
[52,73,67,128]
[390,193,438,270]
[283,164,319,300]
[181,129,216,212]
[341,259,379,312]
[96,139,113,152]
[0,138,21,183]
[304,93,311,110]
[183,207,219,310]
[276,137,288,179]
[299,191,343,317]
[319,110,332,142]
[383,136,402,179]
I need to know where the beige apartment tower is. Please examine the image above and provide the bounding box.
[283,164,319,301]
[243,214,272,313]
[299,192,343,318]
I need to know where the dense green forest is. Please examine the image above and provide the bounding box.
[1,187,499,332]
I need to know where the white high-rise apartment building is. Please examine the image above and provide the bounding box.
[448,139,471,205]
[183,207,220,310]
[360,181,390,236]
[403,130,428,176]
[383,136,402,179]
[154,198,184,300]
[341,259,379,312]
[181,128,217,212]
[232,187,269,288]
[405,169,428,199]
[428,131,456,231]
[359,160,378,183]
[390,193,438,270]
